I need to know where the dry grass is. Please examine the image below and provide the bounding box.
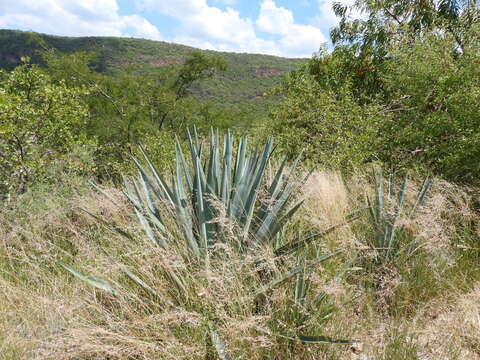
[0,171,479,359]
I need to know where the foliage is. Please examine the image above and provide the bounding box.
[1,166,480,358]
[0,59,93,195]
[37,49,255,181]
[63,130,350,358]
[126,129,308,256]
[271,14,480,183]
[173,50,227,98]
[365,168,430,261]
[0,29,304,112]
[379,30,480,183]
[268,69,385,170]
[331,0,479,54]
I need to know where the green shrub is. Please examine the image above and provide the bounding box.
[62,130,349,358]
[0,59,93,196]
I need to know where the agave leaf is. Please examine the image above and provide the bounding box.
[208,323,231,360]
[296,335,351,344]
[366,194,377,226]
[410,176,431,218]
[194,159,209,251]
[60,264,117,295]
[124,269,176,307]
[255,198,304,245]
[175,138,193,193]
[254,250,341,298]
[396,174,408,209]
[134,208,165,247]
[173,160,200,258]
[255,157,288,224]
[387,169,395,199]
[374,169,383,224]
[241,138,273,239]
[79,207,135,240]
[167,268,188,297]
[136,147,175,206]
[220,131,232,207]
[274,213,361,257]
[138,176,157,215]
[294,264,309,306]
[127,130,305,260]
[259,329,351,345]
[229,137,247,219]
[90,182,122,208]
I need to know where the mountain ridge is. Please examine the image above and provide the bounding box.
[0,29,306,108]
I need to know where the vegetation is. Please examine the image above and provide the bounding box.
[0,60,93,195]
[0,29,304,110]
[1,1,480,358]
[271,1,480,183]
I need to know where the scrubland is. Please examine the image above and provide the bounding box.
[1,169,478,360]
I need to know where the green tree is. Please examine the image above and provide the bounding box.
[269,68,385,169]
[331,0,479,53]
[0,59,92,195]
[38,48,234,180]
[380,29,480,182]
[173,50,227,99]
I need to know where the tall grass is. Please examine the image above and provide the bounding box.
[0,167,479,359]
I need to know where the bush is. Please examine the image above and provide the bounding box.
[0,59,93,195]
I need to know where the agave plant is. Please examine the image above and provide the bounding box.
[366,168,431,260]
[62,129,348,358]
[125,128,306,259]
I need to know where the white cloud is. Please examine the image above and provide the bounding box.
[121,15,162,40]
[314,0,364,33]
[0,0,331,57]
[0,0,162,40]
[139,0,260,50]
[256,0,326,57]
[138,0,325,57]
[257,0,295,35]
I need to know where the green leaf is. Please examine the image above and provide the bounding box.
[274,213,361,256]
[124,269,175,307]
[208,324,232,360]
[60,263,117,295]
[253,250,341,298]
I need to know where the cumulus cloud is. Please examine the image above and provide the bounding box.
[314,0,364,33]
[0,0,162,40]
[138,0,325,57]
[256,0,326,57]
[139,0,261,52]
[0,0,330,57]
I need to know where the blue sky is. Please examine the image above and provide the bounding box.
[0,0,355,58]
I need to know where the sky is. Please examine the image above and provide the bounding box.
[0,0,357,58]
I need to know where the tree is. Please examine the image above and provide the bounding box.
[36,48,235,180]
[0,59,92,195]
[331,0,479,53]
[173,50,227,99]
[268,68,385,169]
[269,2,480,183]
[380,28,480,182]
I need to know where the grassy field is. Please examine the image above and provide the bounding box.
[1,165,479,359]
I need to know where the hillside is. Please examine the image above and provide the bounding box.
[0,29,305,108]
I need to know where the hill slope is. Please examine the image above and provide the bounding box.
[0,29,306,108]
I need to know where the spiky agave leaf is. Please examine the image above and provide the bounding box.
[60,264,117,295]
[126,128,306,259]
[253,250,342,298]
[208,323,232,360]
[366,168,431,259]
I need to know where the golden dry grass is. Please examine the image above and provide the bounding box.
[0,171,479,359]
